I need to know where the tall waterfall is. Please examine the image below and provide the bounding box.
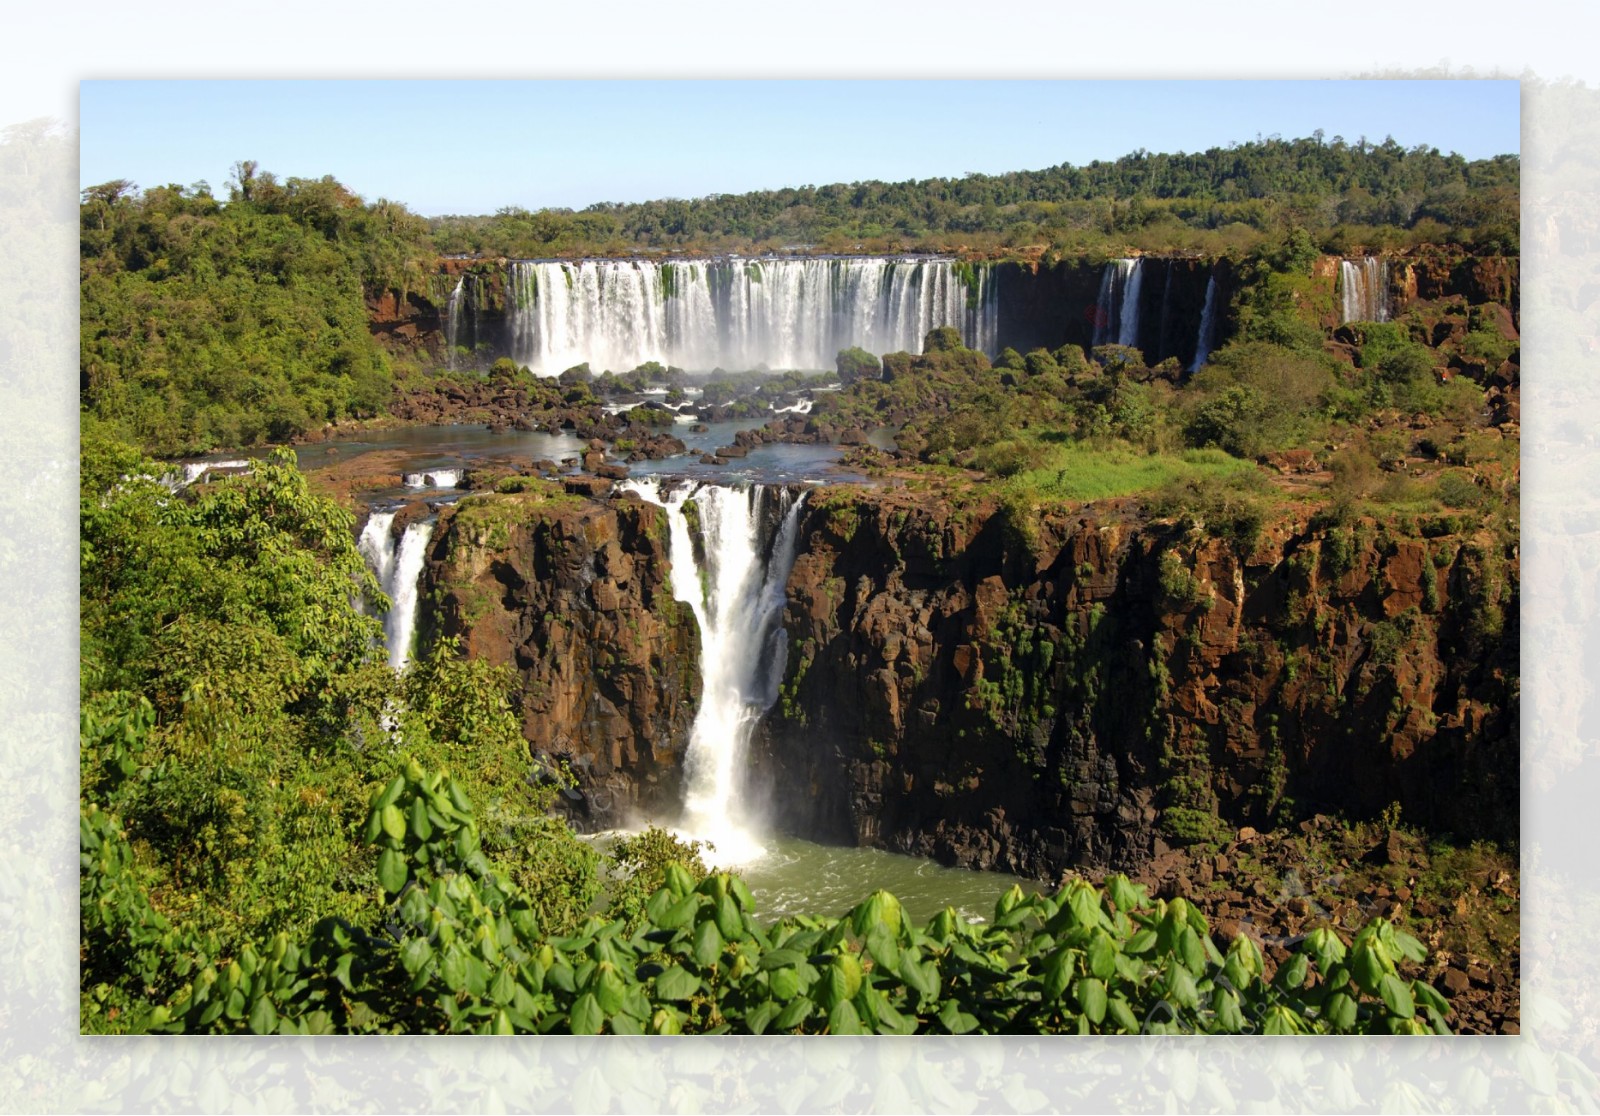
[1093,258,1143,350]
[623,479,807,864]
[1340,258,1390,323]
[357,511,436,671]
[444,278,464,371]
[1191,269,1221,373]
[507,257,997,376]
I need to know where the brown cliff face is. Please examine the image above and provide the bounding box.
[405,478,1516,878]
[753,488,1518,879]
[417,486,700,826]
[367,288,444,357]
[993,257,1224,367]
[367,262,515,367]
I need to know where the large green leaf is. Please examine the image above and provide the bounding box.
[938,1000,979,1035]
[774,996,814,1030]
[1379,973,1416,1019]
[829,999,865,1035]
[380,803,407,842]
[569,992,604,1035]
[1087,930,1116,981]
[1075,977,1107,1025]
[594,963,627,1015]
[247,996,278,1035]
[692,919,724,968]
[653,964,701,1002]
[715,894,743,942]
[376,848,408,895]
[1043,947,1073,1001]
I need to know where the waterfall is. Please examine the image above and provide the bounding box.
[1092,258,1143,350]
[1117,258,1144,348]
[403,469,461,489]
[623,479,807,864]
[357,511,436,671]
[173,459,250,487]
[507,257,998,376]
[445,278,464,370]
[1192,269,1221,373]
[1340,258,1390,323]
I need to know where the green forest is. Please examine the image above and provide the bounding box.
[431,135,1519,258]
[80,136,1517,456]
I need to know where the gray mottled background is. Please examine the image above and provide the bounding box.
[4,8,1594,1111]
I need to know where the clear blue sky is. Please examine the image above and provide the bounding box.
[79,80,1520,217]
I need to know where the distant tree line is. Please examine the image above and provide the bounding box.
[79,135,1518,454]
[430,135,1519,258]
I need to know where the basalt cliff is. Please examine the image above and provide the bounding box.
[414,481,1517,880]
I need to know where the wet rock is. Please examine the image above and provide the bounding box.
[563,476,613,498]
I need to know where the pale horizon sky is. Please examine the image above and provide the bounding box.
[78,79,1520,217]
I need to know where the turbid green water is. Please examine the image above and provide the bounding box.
[591,830,1041,927]
[736,834,1041,926]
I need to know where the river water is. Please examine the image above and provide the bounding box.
[734,834,1039,925]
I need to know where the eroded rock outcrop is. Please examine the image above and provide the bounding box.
[408,479,1516,880]
[753,487,1518,880]
[418,485,700,826]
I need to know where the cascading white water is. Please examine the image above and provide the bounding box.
[507,257,998,376]
[1092,258,1143,350]
[1340,258,1390,323]
[445,278,464,371]
[357,510,399,595]
[1116,258,1144,348]
[403,469,461,489]
[179,459,250,486]
[1191,270,1221,373]
[357,511,436,671]
[623,478,807,865]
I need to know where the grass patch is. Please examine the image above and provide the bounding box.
[1005,442,1257,505]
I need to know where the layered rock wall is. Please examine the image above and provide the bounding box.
[417,486,699,825]
[754,488,1518,878]
[407,481,1517,879]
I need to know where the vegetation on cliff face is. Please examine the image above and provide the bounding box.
[80,431,1469,1035]
[79,433,599,1029]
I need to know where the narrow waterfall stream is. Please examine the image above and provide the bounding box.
[1191,268,1221,372]
[624,479,806,865]
[357,510,436,671]
[1339,257,1391,323]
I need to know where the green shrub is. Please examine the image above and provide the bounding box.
[85,755,1452,1035]
[835,346,881,384]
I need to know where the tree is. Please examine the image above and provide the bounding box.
[835,346,881,385]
